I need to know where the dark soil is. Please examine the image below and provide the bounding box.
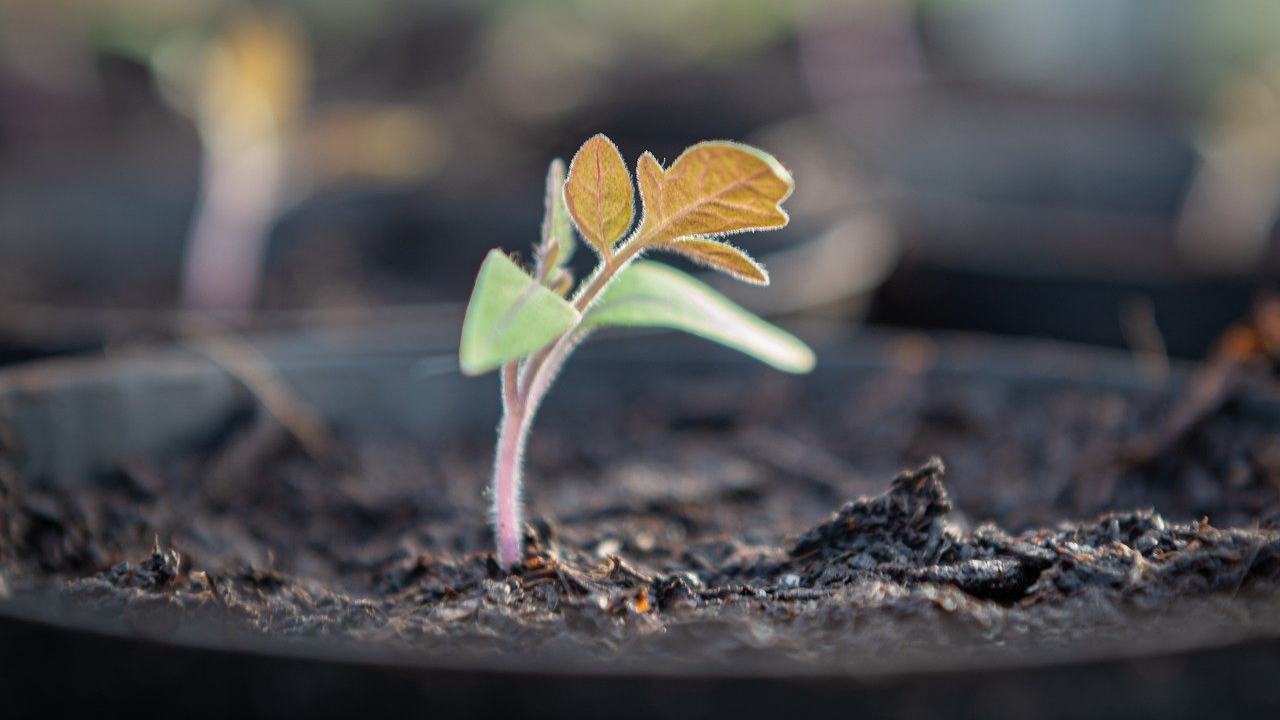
[2,340,1280,671]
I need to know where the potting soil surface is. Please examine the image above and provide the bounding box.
[2,347,1279,671]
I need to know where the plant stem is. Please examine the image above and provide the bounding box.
[516,238,645,395]
[490,334,580,570]
[489,237,647,570]
[570,237,646,313]
[492,394,529,569]
[181,135,285,318]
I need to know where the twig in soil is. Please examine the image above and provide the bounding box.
[518,555,591,596]
[178,316,336,461]
[1121,294,1280,467]
[733,427,870,498]
[1065,296,1179,510]
[603,555,653,587]
[1065,346,1237,512]
[1120,295,1170,386]
[203,411,293,501]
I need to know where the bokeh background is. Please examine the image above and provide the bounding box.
[2,0,1278,361]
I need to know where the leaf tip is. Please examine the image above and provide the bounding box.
[457,350,487,377]
[710,140,795,196]
[743,263,770,286]
[666,238,770,286]
[457,315,494,377]
[783,343,817,374]
[585,131,617,148]
[637,150,663,171]
[457,248,578,376]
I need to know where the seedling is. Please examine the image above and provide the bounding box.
[459,134,815,569]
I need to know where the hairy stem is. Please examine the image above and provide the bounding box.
[489,239,647,570]
[517,237,645,394]
[490,222,665,570]
[491,398,529,569]
[570,236,647,313]
[490,329,586,569]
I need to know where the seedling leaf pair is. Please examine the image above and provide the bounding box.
[457,133,814,569]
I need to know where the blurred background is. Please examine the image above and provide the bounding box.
[1,0,1278,362]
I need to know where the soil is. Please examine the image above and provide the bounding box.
[2,339,1280,672]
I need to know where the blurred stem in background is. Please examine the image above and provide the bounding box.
[1177,55,1280,275]
[178,9,308,318]
[155,5,443,317]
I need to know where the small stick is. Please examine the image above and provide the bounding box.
[179,316,335,461]
[1120,295,1170,386]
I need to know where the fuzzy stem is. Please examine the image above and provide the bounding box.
[570,237,647,313]
[490,236,647,570]
[516,238,645,395]
[492,399,529,570]
[181,135,284,318]
[490,334,581,570]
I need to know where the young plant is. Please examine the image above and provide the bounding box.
[459,134,815,569]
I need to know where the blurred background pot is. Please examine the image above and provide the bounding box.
[5,1,1276,366]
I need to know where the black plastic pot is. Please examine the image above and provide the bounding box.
[1,325,1278,719]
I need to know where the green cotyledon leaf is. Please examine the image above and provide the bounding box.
[459,249,581,375]
[583,260,814,373]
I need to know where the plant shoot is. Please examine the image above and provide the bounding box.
[459,134,814,569]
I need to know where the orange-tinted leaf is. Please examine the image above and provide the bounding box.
[636,151,665,213]
[564,134,634,257]
[665,238,768,285]
[636,141,792,245]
